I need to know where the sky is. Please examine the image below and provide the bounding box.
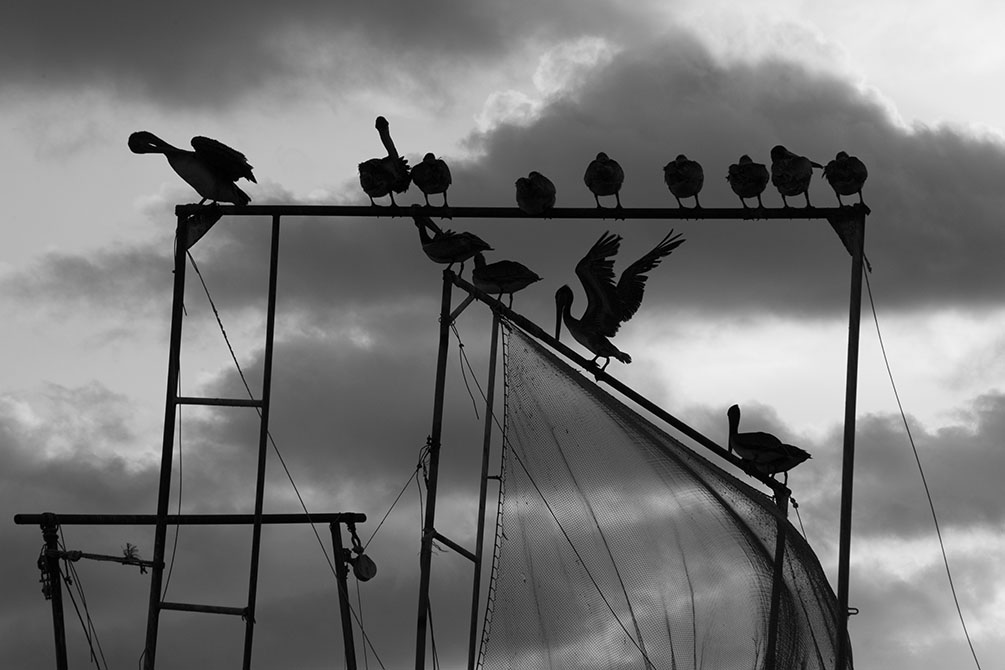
[2,1,1003,668]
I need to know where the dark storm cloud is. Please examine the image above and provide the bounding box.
[449,37,1005,315]
[0,0,646,109]
[0,383,161,668]
[1,246,172,316]
[10,30,1005,321]
[684,392,1005,537]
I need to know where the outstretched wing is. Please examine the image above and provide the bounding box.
[614,230,685,326]
[191,136,256,183]
[574,231,622,335]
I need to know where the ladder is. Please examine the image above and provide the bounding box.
[143,212,281,669]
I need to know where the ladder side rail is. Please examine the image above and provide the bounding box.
[242,215,283,669]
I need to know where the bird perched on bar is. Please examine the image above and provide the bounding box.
[663,154,704,208]
[412,207,491,275]
[515,171,557,216]
[823,151,868,206]
[472,252,541,307]
[411,152,452,207]
[127,131,256,205]
[583,152,625,209]
[726,404,811,484]
[359,116,411,206]
[770,145,822,207]
[726,155,770,208]
[556,230,685,372]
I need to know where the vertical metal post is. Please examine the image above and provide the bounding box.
[467,312,501,669]
[836,214,865,670]
[764,492,790,670]
[415,270,454,670]
[41,514,68,670]
[329,523,358,670]
[144,215,190,669]
[242,215,282,669]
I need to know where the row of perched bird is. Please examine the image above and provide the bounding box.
[129,118,823,484]
[129,116,867,211]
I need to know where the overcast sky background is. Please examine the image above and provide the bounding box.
[2,2,1003,668]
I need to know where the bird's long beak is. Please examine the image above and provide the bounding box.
[554,302,563,340]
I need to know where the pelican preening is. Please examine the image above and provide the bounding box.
[555,230,685,372]
[770,145,822,207]
[359,116,411,206]
[472,253,541,307]
[726,404,811,484]
[584,152,625,209]
[726,155,770,209]
[411,152,452,207]
[663,154,704,208]
[823,151,868,206]
[515,171,557,216]
[128,131,256,205]
[412,208,492,275]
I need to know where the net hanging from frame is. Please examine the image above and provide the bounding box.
[477,324,847,670]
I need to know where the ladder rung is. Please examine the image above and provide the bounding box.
[160,601,247,617]
[176,396,262,408]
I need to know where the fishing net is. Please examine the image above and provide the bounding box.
[478,325,848,670]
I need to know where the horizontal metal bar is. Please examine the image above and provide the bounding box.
[176,203,867,221]
[432,530,477,563]
[14,512,367,526]
[446,272,790,497]
[160,601,247,617]
[176,396,262,408]
[59,550,156,569]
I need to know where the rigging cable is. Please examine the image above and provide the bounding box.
[162,367,183,598]
[455,318,655,668]
[185,250,387,669]
[864,270,983,670]
[57,528,109,670]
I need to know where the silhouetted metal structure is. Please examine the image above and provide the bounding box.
[16,201,867,670]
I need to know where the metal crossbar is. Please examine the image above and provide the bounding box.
[176,203,860,220]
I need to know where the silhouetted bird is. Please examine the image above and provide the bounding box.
[359,116,411,206]
[823,151,868,206]
[726,155,770,208]
[472,253,541,307]
[515,171,556,216]
[663,154,704,208]
[412,208,491,275]
[726,404,811,484]
[583,152,625,209]
[556,230,685,372]
[411,152,452,207]
[770,145,822,207]
[128,131,256,205]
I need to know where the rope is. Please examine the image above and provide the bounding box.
[864,270,983,670]
[363,444,428,551]
[451,323,482,419]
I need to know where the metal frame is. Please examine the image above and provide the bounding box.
[15,202,866,670]
[400,203,866,670]
[15,512,366,670]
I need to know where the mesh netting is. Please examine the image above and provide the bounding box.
[478,325,847,670]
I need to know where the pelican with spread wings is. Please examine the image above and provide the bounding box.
[555,230,685,371]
